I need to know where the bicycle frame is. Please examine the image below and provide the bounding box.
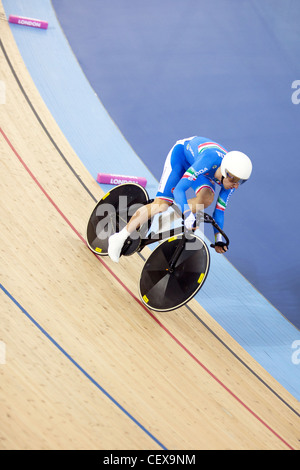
[134,209,229,252]
[87,183,230,311]
[87,183,229,259]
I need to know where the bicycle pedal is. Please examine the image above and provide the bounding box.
[121,235,141,257]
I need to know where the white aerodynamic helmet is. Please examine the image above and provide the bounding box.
[221,151,252,184]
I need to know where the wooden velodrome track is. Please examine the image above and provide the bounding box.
[0,7,299,450]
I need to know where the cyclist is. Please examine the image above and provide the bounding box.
[108,136,252,263]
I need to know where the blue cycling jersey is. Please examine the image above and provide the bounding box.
[156,136,235,233]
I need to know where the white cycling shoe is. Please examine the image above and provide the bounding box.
[108,228,130,263]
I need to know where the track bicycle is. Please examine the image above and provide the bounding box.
[86,183,229,312]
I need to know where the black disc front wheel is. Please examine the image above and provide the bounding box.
[139,234,210,312]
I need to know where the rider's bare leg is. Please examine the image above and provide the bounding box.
[108,188,214,263]
[125,187,214,236]
[126,198,172,232]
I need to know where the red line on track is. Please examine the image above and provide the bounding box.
[1,127,294,450]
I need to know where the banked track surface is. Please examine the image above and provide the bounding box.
[0,6,299,450]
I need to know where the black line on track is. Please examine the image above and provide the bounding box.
[0,39,97,203]
[185,305,300,418]
[2,38,299,419]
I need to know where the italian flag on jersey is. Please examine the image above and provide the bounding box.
[198,142,227,155]
[216,197,226,212]
[182,167,197,181]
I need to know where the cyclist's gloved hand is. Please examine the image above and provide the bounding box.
[212,233,228,253]
[215,241,228,248]
[184,212,196,231]
[214,241,228,253]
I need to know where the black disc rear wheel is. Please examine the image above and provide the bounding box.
[87,183,149,255]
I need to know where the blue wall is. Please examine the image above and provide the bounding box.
[51,0,300,329]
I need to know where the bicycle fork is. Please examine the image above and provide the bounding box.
[167,235,187,272]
